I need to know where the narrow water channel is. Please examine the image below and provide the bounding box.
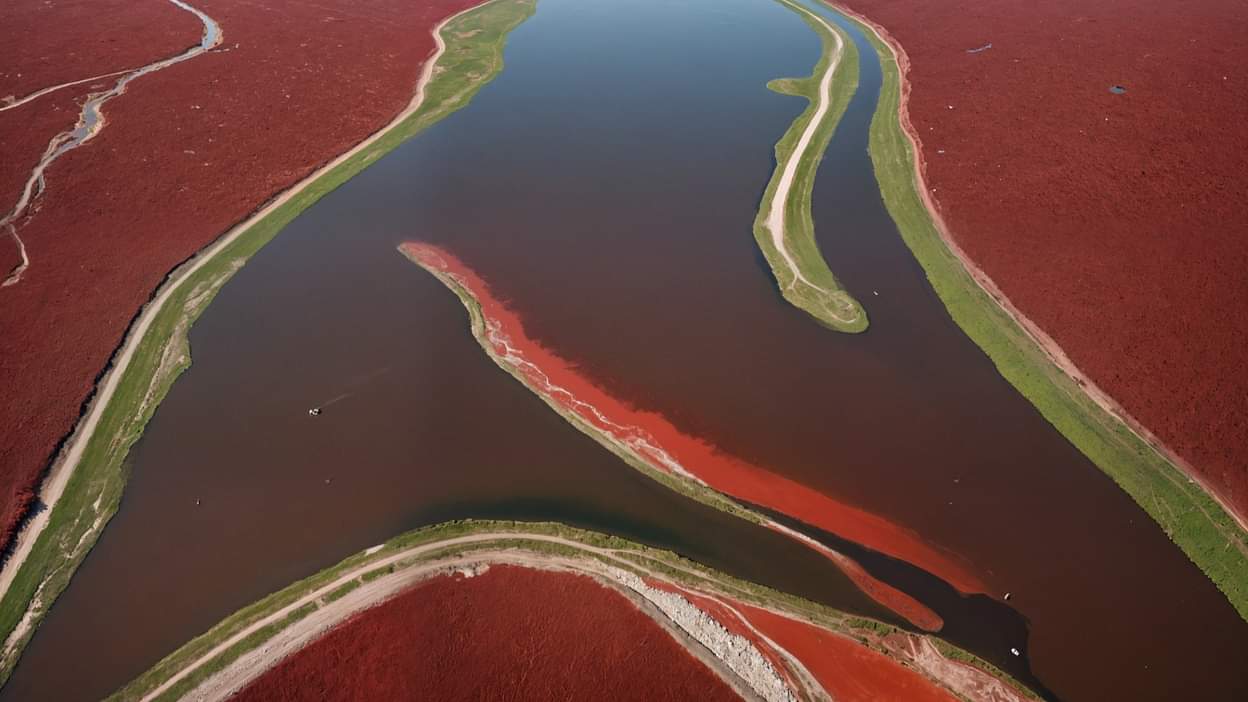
[5,0,1246,700]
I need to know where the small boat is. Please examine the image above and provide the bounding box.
[308,407,322,417]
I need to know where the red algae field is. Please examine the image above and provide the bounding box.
[832,0,1248,518]
[735,600,958,702]
[232,565,741,702]
[401,241,969,629]
[0,0,481,552]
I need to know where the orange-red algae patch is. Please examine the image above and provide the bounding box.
[401,241,987,606]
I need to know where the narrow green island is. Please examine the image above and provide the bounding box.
[0,0,538,683]
[825,1,1248,620]
[753,0,868,333]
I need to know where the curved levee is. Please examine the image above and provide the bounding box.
[0,0,222,288]
[753,0,868,333]
[106,521,1040,702]
[0,0,538,685]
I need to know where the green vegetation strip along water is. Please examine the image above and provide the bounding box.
[822,1,1248,620]
[107,520,1039,702]
[753,0,868,333]
[0,0,537,684]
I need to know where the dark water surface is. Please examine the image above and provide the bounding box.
[7,0,1247,699]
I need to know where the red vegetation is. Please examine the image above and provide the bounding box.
[403,242,983,607]
[0,0,482,553]
[643,577,801,692]
[233,565,740,701]
[829,0,1248,518]
[734,600,959,702]
[0,0,199,98]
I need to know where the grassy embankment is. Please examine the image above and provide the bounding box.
[829,4,1248,620]
[108,519,1039,702]
[0,0,538,684]
[753,0,868,333]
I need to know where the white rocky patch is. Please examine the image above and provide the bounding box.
[608,568,796,702]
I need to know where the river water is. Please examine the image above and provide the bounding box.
[6,0,1246,699]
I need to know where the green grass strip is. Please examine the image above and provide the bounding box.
[753,0,868,333]
[828,4,1248,620]
[0,0,538,685]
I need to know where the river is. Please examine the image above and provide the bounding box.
[5,0,1246,699]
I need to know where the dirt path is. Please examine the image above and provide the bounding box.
[763,4,842,297]
[142,533,803,702]
[0,0,501,662]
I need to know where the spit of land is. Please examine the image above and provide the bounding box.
[830,0,1248,521]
